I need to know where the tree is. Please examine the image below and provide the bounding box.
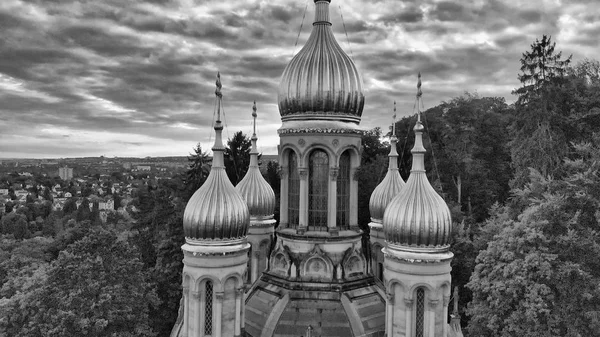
[510,35,572,188]
[513,35,572,105]
[184,143,210,200]
[467,137,600,336]
[0,212,30,240]
[224,131,252,185]
[11,227,158,337]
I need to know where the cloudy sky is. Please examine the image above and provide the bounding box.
[1,0,598,158]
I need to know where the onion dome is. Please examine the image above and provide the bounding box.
[383,74,451,251]
[183,73,249,243]
[369,103,406,224]
[278,0,365,125]
[236,102,276,221]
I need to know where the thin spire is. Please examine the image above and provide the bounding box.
[411,73,426,172]
[388,102,399,169]
[212,72,225,168]
[249,101,259,167]
[392,101,397,137]
[416,72,422,122]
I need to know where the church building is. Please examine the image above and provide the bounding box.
[171,1,463,336]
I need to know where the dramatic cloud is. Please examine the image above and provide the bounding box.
[0,0,598,158]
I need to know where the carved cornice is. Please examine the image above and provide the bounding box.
[278,127,365,135]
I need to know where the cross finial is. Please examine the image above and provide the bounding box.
[215,72,223,122]
[252,101,257,136]
[392,101,397,137]
[416,72,422,122]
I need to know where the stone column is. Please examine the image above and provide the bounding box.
[386,292,394,336]
[404,298,413,337]
[443,296,450,337]
[252,251,260,283]
[235,288,244,337]
[298,168,308,234]
[428,300,438,337]
[280,169,289,227]
[349,167,358,230]
[182,286,189,337]
[241,285,246,333]
[328,167,338,234]
[215,292,224,337]
[192,291,201,337]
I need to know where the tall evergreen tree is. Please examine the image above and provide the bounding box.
[224,131,253,185]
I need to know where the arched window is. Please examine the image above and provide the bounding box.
[288,151,300,229]
[308,150,328,231]
[245,246,252,284]
[415,287,425,337]
[204,281,213,335]
[336,151,351,229]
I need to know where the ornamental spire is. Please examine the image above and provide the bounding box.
[212,72,225,168]
[250,101,258,167]
[412,73,426,172]
[389,102,399,169]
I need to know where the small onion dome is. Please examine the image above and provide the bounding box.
[236,102,276,220]
[278,0,365,125]
[369,112,405,224]
[183,73,249,243]
[383,120,451,251]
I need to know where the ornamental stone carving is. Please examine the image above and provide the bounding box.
[332,139,339,147]
[330,167,339,180]
[386,292,395,304]
[192,291,201,300]
[298,138,306,147]
[298,168,308,180]
[215,292,224,301]
[404,298,414,306]
[429,299,439,308]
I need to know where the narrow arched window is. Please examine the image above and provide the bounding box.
[415,287,425,337]
[308,150,328,231]
[336,151,351,229]
[288,151,300,229]
[204,281,213,335]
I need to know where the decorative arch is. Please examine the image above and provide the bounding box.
[269,240,291,277]
[195,275,222,293]
[341,245,366,278]
[335,144,360,167]
[406,283,437,301]
[386,279,407,297]
[300,144,335,168]
[300,244,334,281]
[258,239,270,276]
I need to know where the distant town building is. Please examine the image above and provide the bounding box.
[136,165,151,171]
[59,166,74,180]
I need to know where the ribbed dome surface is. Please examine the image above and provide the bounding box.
[278,0,364,124]
[383,121,451,250]
[184,168,249,240]
[183,74,249,242]
[236,103,276,219]
[369,135,405,223]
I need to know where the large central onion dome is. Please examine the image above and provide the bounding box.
[183,73,249,243]
[369,110,406,226]
[278,0,365,125]
[236,102,276,221]
[383,76,451,252]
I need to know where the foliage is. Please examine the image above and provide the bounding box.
[225,131,252,185]
[467,137,600,336]
[184,143,210,200]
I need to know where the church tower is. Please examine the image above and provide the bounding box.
[382,75,454,337]
[244,1,386,336]
[368,103,406,284]
[236,102,277,285]
[171,74,250,337]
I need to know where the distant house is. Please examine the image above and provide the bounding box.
[58,166,74,180]
[136,165,151,171]
[0,189,8,196]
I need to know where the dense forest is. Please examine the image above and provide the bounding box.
[2,36,600,336]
